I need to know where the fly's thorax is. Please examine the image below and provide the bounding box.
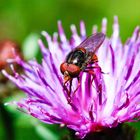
[66,49,87,68]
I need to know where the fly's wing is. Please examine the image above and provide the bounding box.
[77,33,105,53]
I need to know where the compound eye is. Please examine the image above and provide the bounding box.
[60,62,67,74]
[67,64,81,77]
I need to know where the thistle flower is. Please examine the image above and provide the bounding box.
[2,17,140,139]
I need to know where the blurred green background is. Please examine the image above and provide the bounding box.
[0,0,140,42]
[0,0,140,140]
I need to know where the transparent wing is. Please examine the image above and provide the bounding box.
[77,33,105,53]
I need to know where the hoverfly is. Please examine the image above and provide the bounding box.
[60,33,105,97]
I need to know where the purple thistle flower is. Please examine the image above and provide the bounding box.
[2,16,140,138]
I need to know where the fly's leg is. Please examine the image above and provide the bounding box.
[69,79,72,97]
[73,77,80,95]
[85,65,108,75]
[84,67,103,105]
[85,66,102,73]
[62,77,73,103]
[63,77,71,95]
[63,76,81,102]
[83,69,95,84]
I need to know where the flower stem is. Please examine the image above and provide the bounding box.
[0,102,15,140]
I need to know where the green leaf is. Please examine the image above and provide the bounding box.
[34,122,59,140]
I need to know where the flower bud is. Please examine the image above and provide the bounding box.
[0,40,21,70]
[0,40,22,99]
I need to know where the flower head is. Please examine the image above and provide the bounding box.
[2,17,140,138]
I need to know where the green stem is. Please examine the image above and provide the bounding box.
[0,102,15,140]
